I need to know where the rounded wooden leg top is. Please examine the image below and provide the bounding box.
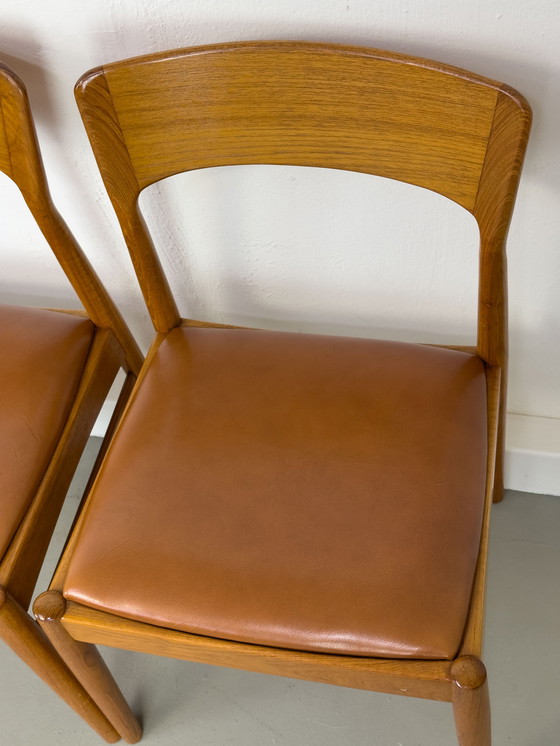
[1,587,120,743]
[450,655,487,690]
[451,657,491,746]
[34,589,68,623]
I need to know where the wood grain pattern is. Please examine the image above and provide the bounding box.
[0,61,142,740]
[0,96,10,175]
[73,41,525,337]
[59,601,454,702]
[0,588,120,743]
[474,86,532,501]
[52,41,532,746]
[75,70,180,334]
[103,43,498,207]
[451,657,491,746]
[475,86,532,365]
[0,62,142,374]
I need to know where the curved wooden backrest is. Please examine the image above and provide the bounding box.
[0,63,142,374]
[75,41,531,362]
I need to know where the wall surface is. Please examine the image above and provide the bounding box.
[1,1,558,492]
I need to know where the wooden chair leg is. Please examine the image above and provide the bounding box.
[0,586,120,743]
[451,656,491,746]
[492,410,505,503]
[34,590,142,744]
[493,373,507,503]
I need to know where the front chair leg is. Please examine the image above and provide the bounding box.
[34,590,142,744]
[0,586,120,743]
[451,656,491,746]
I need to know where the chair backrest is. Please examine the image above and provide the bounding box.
[75,41,531,365]
[0,62,142,374]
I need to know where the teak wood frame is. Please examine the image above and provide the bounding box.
[34,42,531,745]
[0,63,142,741]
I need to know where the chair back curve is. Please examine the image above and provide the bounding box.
[74,41,531,364]
[0,62,142,374]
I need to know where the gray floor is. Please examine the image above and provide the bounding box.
[1,438,558,745]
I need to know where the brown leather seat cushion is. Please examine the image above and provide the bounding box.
[64,327,488,659]
[0,305,94,558]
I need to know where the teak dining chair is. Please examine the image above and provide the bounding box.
[0,62,142,741]
[34,41,530,745]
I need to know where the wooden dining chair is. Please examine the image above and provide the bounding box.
[34,41,531,745]
[0,62,143,741]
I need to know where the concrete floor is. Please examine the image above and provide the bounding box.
[1,438,558,745]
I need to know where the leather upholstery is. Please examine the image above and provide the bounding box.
[64,327,488,659]
[0,305,94,558]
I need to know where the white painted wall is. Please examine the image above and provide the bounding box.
[1,1,558,493]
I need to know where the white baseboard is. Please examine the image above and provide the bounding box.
[505,413,560,497]
[92,402,560,497]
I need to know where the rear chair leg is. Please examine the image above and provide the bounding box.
[34,590,142,744]
[493,374,507,503]
[0,586,120,743]
[451,656,491,746]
